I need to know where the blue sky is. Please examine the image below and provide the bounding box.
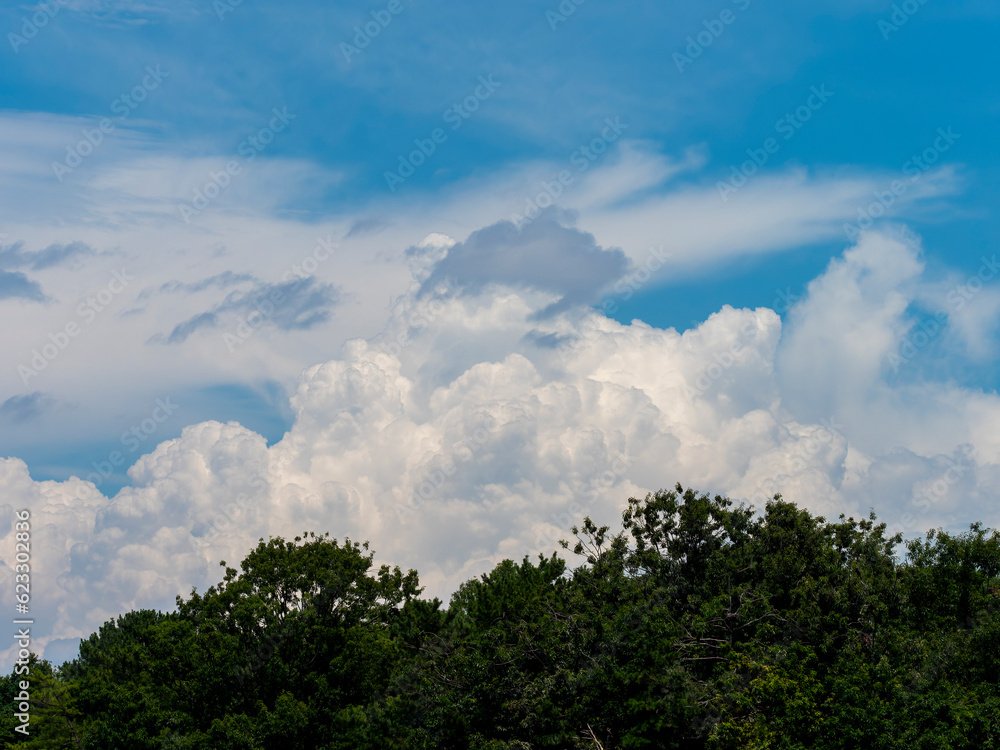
[5,2,997,201]
[1,0,1000,666]
[6,3,996,268]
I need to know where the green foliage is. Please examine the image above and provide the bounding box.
[6,489,999,749]
[2,658,84,750]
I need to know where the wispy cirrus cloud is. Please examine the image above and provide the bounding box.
[136,270,257,301]
[0,392,52,424]
[148,276,342,345]
[0,240,97,271]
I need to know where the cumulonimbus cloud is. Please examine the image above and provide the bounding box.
[1,227,998,670]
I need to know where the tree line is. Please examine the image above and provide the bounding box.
[4,485,999,748]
